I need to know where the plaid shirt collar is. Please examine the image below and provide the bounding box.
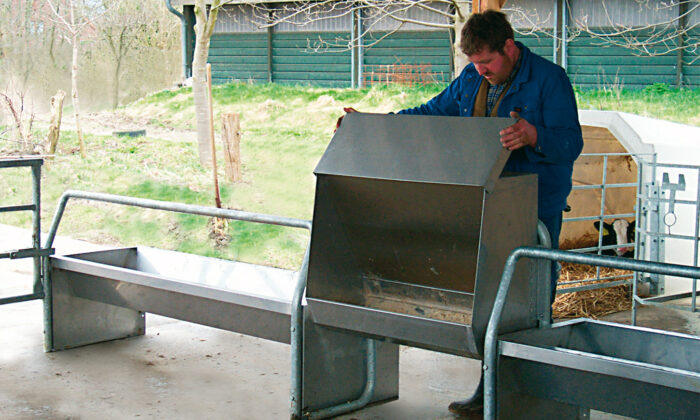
[485,50,522,116]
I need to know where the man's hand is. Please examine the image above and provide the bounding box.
[499,111,537,151]
[335,107,358,132]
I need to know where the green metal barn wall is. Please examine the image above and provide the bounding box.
[208,31,452,87]
[209,29,699,89]
[271,32,352,87]
[682,28,700,88]
[567,29,678,90]
[362,31,452,84]
[209,33,268,84]
[515,32,554,64]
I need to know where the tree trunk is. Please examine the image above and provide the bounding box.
[71,33,85,158]
[221,112,242,182]
[452,0,507,77]
[47,90,66,154]
[192,0,222,167]
[112,58,121,109]
[452,1,471,77]
[192,36,212,167]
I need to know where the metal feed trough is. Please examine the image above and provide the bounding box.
[306,113,541,357]
[37,114,700,419]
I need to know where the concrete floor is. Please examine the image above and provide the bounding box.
[1,224,698,419]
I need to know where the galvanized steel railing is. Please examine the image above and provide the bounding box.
[44,190,375,420]
[483,246,700,420]
[0,158,51,305]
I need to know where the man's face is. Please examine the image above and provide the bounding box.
[467,39,517,85]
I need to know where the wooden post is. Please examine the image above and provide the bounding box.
[221,112,242,183]
[206,63,222,209]
[474,0,506,12]
[47,90,66,155]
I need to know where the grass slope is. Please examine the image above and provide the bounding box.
[1,83,698,269]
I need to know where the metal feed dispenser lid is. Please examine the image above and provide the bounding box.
[307,113,538,357]
[314,112,511,191]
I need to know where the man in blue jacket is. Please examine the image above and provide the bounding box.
[404,10,582,416]
[339,10,582,416]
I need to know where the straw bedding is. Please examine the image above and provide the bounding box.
[552,261,632,320]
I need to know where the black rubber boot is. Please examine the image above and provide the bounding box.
[448,373,484,417]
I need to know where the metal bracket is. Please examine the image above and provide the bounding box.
[661,172,685,228]
[0,248,55,260]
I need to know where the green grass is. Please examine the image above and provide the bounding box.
[1,82,698,269]
[574,84,700,126]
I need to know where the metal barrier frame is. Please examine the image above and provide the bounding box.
[559,152,654,294]
[0,158,52,305]
[634,158,700,320]
[43,190,376,420]
[483,246,700,420]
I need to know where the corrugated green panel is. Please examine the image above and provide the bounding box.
[209,39,268,49]
[362,31,452,83]
[273,40,351,49]
[211,33,268,42]
[566,29,681,89]
[568,45,676,57]
[210,63,268,72]
[208,33,270,84]
[516,32,554,48]
[366,31,449,40]
[684,66,700,75]
[569,73,675,86]
[209,56,268,65]
[273,55,350,64]
[274,63,351,72]
[569,64,676,76]
[273,31,352,40]
[362,38,451,48]
[683,28,699,87]
[213,70,269,78]
[568,55,677,65]
[272,32,351,85]
[362,56,452,66]
[276,79,349,87]
[273,71,351,81]
[208,48,267,57]
[272,48,351,57]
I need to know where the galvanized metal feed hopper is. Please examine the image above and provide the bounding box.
[307,113,540,358]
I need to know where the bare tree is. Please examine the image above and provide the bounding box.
[568,0,699,63]
[0,88,35,152]
[100,0,150,109]
[242,1,510,77]
[44,0,110,158]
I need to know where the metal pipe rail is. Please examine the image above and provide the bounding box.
[44,190,314,415]
[44,190,375,420]
[483,247,700,420]
[0,158,45,305]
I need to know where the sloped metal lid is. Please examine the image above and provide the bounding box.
[315,113,513,190]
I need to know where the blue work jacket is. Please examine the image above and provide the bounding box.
[398,42,583,218]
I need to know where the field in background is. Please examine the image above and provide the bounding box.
[0,83,698,269]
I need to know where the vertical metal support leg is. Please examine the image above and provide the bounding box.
[301,312,398,419]
[536,221,552,328]
[47,267,145,351]
[31,163,42,295]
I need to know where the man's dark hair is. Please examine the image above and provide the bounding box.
[460,10,515,56]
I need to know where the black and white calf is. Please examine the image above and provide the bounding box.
[593,219,636,257]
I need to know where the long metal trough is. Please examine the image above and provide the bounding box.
[498,318,700,419]
[49,246,297,348]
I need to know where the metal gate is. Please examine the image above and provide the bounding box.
[560,152,651,293]
[634,156,700,322]
[0,158,52,305]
